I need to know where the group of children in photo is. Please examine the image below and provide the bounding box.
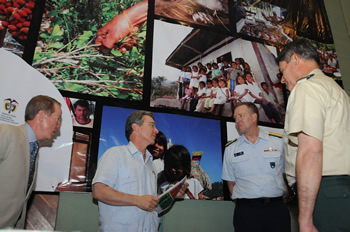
[177,57,283,124]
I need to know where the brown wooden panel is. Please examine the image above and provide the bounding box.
[25,192,59,230]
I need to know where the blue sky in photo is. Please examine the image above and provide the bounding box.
[98,106,223,183]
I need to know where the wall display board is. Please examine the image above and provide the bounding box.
[0,0,345,198]
[31,0,148,100]
[98,105,224,199]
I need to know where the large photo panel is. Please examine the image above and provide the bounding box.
[155,0,230,33]
[99,105,224,200]
[32,0,148,100]
[0,0,38,56]
[231,0,296,45]
[151,19,285,124]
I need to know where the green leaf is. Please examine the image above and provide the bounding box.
[51,25,64,37]
[137,31,146,38]
[66,83,86,91]
[49,42,65,48]
[131,46,138,56]
[99,92,109,97]
[118,94,129,99]
[73,40,87,49]
[46,9,59,17]
[111,49,123,57]
[79,31,93,40]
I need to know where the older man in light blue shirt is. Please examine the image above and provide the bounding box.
[92,111,160,232]
[93,142,159,231]
[222,102,290,232]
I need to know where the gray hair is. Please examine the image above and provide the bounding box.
[125,110,154,141]
[276,39,321,67]
[25,95,61,122]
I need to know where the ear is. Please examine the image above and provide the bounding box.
[36,110,46,121]
[131,123,139,134]
[252,112,258,123]
[291,53,300,65]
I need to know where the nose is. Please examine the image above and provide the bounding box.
[154,127,159,134]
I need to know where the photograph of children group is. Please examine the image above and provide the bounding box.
[151,19,285,125]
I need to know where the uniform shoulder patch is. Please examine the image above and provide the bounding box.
[268,132,283,138]
[225,138,238,147]
[297,73,314,82]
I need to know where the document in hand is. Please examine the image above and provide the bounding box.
[155,176,187,214]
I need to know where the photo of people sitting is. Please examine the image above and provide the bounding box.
[173,56,284,124]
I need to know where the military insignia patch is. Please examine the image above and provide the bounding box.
[270,162,276,169]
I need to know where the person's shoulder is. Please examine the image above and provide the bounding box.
[0,124,27,144]
[225,138,238,147]
[268,132,283,139]
[0,123,24,134]
[296,70,338,94]
[104,144,129,155]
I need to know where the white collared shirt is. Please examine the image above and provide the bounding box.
[93,142,159,232]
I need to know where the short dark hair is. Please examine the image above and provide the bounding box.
[125,110,154,141]
[164,145,191,183]
[74,99,89,110]
[199,67,206,74]
[147,131,167,158]
[199,81,206,87]
[277,39,321,67]
[234,102,259,123]
[260,82,268,88]
[235,75,246,85]
[25,95,61,122]
[244,71,252,78]
[219,79,227,85]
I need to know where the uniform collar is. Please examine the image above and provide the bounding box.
[239,128,268,145]
[25,123,37,143]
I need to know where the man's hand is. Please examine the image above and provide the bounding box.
[136,195,159,212]
[95,0,148,52]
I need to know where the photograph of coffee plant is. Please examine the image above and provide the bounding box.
[33,0,147,100]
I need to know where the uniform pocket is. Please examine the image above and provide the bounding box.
[262,151,281,174]
[231,154,251,178]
